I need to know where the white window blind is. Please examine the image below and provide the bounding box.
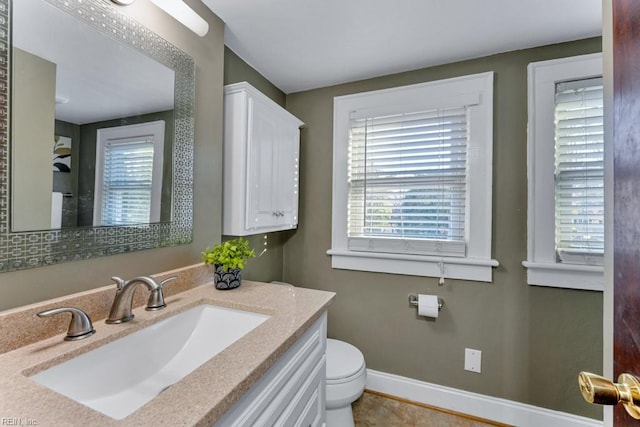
[100,138,155,226]
[347,106,468,257]
[554,77,604,265]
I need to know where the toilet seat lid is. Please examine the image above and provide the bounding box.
[326,338,365,380]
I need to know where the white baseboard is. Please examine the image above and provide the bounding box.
[365,369,603,427]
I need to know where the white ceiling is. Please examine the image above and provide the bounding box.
[15,0,174,125]
[202,0,602,94]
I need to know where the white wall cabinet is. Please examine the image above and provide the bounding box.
[213,313,327,427]
[223,82,304,236]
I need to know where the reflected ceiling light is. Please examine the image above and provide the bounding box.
[149,0,209,37]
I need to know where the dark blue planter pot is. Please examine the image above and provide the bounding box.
[213,265,242,290]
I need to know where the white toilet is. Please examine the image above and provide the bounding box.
[325,338,367,426]
[271,282,367,426]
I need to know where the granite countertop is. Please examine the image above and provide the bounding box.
[0,277,335,426]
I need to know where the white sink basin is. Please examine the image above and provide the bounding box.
[30,304,269,420]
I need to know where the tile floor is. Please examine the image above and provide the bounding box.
[352,391,511,427]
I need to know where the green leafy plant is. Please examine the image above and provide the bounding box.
[201,237,255,270]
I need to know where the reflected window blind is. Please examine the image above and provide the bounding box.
[554,77,604,264]
[347,106,468,257]
[101,139,155,226]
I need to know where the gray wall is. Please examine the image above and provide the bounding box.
[0,0,225,310]
[224,47,286,106]
[12,48,56,232]
[283,37,603,418]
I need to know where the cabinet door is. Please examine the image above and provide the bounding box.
[274,122,300,227]
[246,97,279,230]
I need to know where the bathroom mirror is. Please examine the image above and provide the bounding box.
[0,0,195,271]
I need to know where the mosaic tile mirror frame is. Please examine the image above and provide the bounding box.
[0,0,195,271]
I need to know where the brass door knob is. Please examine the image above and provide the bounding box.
[579,371,640,419]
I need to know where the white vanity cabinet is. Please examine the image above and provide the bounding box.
[213,313,327,427]
[223,82,304,236]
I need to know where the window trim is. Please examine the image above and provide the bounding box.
[93,120,165,227]
[328,72,498,282]
[524,53,604,291]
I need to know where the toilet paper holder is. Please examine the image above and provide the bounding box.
[408,294,445,311]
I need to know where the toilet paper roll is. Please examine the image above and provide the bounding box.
[418,294,439,318]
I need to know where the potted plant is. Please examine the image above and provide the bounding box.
[201,237,255,290]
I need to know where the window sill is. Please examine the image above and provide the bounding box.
[522,261,603,291]
[327,249,499,282]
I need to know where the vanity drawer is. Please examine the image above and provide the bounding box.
[275,356,325,427]
[296,386,323,427]
[214,313,327,427]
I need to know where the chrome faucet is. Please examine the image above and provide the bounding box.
[105,276,176,324]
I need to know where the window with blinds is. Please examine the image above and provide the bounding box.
[100,138,155,226]
[347,106,468,257]
[554,77,604,265]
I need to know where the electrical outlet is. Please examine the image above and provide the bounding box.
[464,348,481,373]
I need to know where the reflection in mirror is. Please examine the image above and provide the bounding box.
[12,0,175,231]
[1,0,195,272]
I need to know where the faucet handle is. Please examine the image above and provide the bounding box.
[111,276,126,291]
[159,276,177,289]
[145,276,176,311]
[37,307,96,341]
